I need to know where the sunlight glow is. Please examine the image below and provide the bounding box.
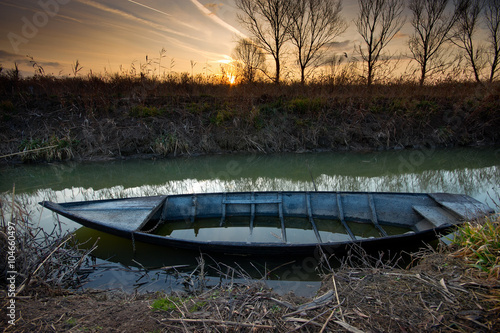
[217,59,232,65]
[227,74,236,85]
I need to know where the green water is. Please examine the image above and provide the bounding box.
[2,147,499,195]
[1,147,498,294]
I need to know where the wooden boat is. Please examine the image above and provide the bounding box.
[40,191,493,256]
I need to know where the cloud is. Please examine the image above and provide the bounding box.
[127,0,171,16]
[325,40,353,51]
[394,31,409,39]
[204,2,222,14]
[0,50,63,70]
[76,0,200,41]
[0,1,37,13]
[0,49,21,62]
[188,0,246,38]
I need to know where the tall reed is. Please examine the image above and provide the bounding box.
[0,190,96,294]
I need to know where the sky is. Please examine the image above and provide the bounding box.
[0,0,427,78]
[0,0,250,76]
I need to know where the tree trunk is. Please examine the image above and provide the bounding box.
[367,62,373,86]
[274,57,280,84]
[419,62,427,86]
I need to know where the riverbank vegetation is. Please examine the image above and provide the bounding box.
[1,194,499,331]
[2,0,500,164]
[0,68,499,164]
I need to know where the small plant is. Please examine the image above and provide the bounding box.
[27,55,45,77]
[72,59,83,77]
[5,63,20,80]
[152,295,208,313]
[65,318,78,327]
[152,296,185,311]
[18,136,79,162]
[187,102,212,114]
[287,97,324,114]
[452,214,500,278]
[258,98,285,115]
[154,133,178,155]
[210,108,234,126]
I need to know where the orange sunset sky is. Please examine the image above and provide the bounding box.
[0,0,457,78]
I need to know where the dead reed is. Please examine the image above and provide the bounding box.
[143,243,499,332]
[0,188,96,296]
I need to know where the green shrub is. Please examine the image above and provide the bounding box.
[152,296,207,313]
[287,97,324,114]
[210,108,234,126]
[18,136,79,162]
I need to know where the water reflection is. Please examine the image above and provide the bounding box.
[2,147,498,194]
[1,148,498,294]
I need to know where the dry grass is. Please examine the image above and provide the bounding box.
[1,72,499,163]
[0,188,96,296]
[452,214,500,280]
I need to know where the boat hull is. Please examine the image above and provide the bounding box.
[40,191,493,256]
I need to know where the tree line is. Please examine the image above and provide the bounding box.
[232,0,500,85]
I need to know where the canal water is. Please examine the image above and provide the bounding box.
[1,147,499,296]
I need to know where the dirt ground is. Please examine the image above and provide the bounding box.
[1,250,499,332]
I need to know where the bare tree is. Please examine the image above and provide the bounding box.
[408,0,457,85]
[232,38,267,83]
[236,0,294,84]
[452,0,484,83]
[485,0,500,81]
[355,0,406,85]
[288,0,347,84]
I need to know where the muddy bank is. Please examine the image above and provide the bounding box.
[1,78,499,163]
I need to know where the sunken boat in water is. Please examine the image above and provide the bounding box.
[40,191,493,255]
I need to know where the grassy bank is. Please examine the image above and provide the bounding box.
[1,74,499,163]
[1,194,499,331]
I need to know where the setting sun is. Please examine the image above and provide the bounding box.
[227,74,236,85]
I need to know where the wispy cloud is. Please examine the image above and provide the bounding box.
[0,50,63,68]
[126,0,202,33]
[76,0,200,41]
[0,49,23,62]
[325,40,353,51]
[127,0,171,16]
[0,1,36,13]
[188,0,246,38]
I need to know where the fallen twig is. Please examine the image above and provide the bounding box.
[334,320,366,333]
[0,145,58,159]
[160,317,275,329]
